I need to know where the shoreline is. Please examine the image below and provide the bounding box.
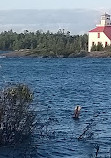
[1,50,111,58]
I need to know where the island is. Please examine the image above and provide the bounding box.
[0,30,111,58]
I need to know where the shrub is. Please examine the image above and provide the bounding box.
[91,44,97,51]
[91,43,103,51]
[0,84,36,145]
[96,42,103,51]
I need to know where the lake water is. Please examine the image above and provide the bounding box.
[0,58,111,157]
[0,50,11,54]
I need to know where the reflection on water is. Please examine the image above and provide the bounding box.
[0,58,111,157]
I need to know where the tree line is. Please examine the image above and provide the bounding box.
[0,29,88,57]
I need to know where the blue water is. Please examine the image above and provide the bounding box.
[0,58,111,157]
[0,50,11,54]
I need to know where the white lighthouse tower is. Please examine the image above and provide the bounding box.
[97,13,111,26]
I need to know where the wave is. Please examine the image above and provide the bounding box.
[0,56,6,58]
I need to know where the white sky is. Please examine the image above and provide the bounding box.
[0,0,111,10]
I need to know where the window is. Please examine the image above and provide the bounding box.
[98,33,100,38]
[105,42,107,47]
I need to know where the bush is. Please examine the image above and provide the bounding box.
[97,43,103,51]
[0,84,36,145]
[104,45,111,51]
[91,43,103,51]
[91,44,97,51]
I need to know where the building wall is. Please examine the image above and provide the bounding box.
[88,32,111,52]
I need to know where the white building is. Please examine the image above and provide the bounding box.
[88,13,111,52]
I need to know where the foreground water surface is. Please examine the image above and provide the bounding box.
[0,58,111,158]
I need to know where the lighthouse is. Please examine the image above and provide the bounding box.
[88,13,111,52]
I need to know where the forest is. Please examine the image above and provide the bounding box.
[0,29,88,57]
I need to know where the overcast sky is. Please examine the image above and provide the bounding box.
[0,0,111,10]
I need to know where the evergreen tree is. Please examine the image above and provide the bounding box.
[0,30,88,57]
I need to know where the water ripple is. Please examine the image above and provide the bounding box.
[0,58,111,157]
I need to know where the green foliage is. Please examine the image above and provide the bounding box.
[0,30,88,57]
[97,43,103,51]
[91,43,103,51]
[0,84,35,145]
[91,44,97,51]
[104,45,111,51]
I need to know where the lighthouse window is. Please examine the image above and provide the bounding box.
[98,33,100,38]
[105,42,107,47]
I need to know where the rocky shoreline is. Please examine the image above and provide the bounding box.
[1,50,111,58]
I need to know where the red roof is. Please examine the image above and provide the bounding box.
[89,26,111,40]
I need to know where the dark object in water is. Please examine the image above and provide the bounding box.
[95,145,99,157]
[73,105,81,118]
